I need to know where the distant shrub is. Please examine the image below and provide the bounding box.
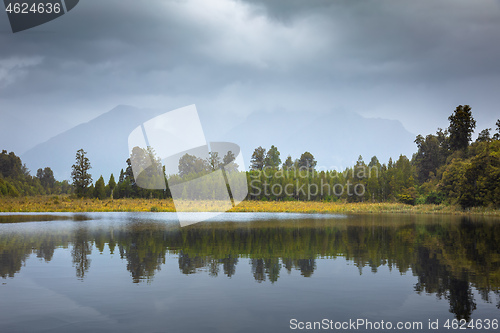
[398,194,416,205]
[425,191,445,205]
[415,196,426,205]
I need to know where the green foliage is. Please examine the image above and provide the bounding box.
[440,158,465,198]
[457,141,500,208]
[298,151,317,171]
[264,145,281,169]
[0,176,19,197]
[36,167,56,193]
[0,149,24,179]
[476,128,492,143]
[107,174,116,198]
[425,191,445,205]
[250,146,266,171]
[1,106,498,209]
[71,149,92,198]
[207,152,222,171]
[398,194,416,205]
[222,151,239,173]
[282,155,293,171]
[94,175,106,200]
[494,119,500,140]
[448,105,476,151]
[414,133,448,183]
[113,148,169,200]
[0,150,68,196]
[178,153,209,177]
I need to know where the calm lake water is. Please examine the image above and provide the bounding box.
[0,212,499,332]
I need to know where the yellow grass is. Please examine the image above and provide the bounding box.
[0,196,175,213]
[1,196,499,216]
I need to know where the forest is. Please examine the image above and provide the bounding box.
[1,105,499,209]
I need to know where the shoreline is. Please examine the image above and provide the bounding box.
[1,196,499,217]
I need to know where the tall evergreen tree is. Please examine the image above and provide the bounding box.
[107,174,116,198]
[71,149,92,197]
[264,145,281,169]
[448,105,476,151]
[250,146,266,171]
[282,155,293,171]
[94,175,106,200]
[298,152,317,171]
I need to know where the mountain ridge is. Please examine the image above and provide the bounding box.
[21,105,417,181]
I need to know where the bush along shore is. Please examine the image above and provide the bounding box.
[1,106,499,211]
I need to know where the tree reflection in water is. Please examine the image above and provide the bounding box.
[1,215,499,320]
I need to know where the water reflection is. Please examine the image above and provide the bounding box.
[0,214,499,321]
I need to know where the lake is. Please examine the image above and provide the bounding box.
[0,212,499,332]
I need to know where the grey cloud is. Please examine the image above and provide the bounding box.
[1,0,500,155]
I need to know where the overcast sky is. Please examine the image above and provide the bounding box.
[1,0,500,154]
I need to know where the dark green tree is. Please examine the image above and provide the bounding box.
[414,134,446,183]
[282,155,293,171]
[223,151,235,165]
[298,151,317,171]
[36,167,55,192]
[457,141,500,208]
[178,153,209,177]
[94,175,106,200]
[71,149,92,197]
[448,105,476,151]
[494,120,500,140]
[250,146,266,171]
[129,146,163,190]
[207,152,222,171]
[0,150,23,179]
[264,145,281,169]
[476,129,491,143]
[107,174,116,198]
[118,169,125,183]
[223,151,239,173]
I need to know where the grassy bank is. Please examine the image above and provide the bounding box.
[1,196,499,216]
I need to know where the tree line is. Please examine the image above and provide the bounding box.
[245,105,499,208]
[0,150,72,197]
[1,105,499,208]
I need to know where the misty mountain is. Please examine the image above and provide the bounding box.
[21,105,164,181]
[220,110,416,170]
[21,105,416,182]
